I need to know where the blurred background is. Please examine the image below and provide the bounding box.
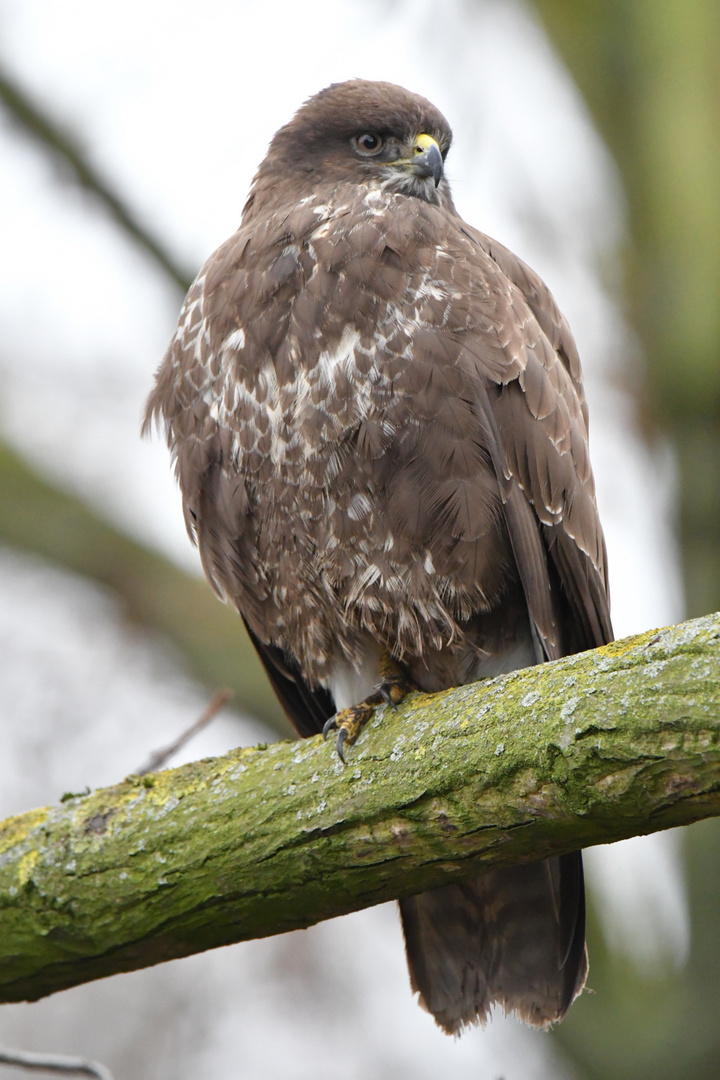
[0,1,718,1077]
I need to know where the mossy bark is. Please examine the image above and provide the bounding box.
[1,613,719,1004]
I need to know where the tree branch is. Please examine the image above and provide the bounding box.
[0,442,289,734]
[1,613,719,1004]
[0,66,193,293]
[0,1046,113,1079]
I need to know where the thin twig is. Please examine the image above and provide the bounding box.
[137,688,233,775]
[0,1047,114,1079]
[0,66,194,293]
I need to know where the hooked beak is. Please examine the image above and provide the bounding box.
[411,134,444,187]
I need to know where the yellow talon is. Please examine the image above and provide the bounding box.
[323,698,380,762]
[322,652,415,762]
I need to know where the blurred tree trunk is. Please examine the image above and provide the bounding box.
[0,442,287,735]
[0,68,288,735]
[531,0,720,619]
[528,4,720,1078]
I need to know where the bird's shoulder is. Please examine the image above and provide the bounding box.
[456,224,588,417]
[149,191,588,443]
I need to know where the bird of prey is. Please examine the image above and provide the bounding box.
[145,79,612,1033]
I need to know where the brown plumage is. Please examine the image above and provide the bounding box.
[145,79,612,1033]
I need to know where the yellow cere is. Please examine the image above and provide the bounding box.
[414,133,440,154]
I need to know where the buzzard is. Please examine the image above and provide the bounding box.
[145,79,612,1033]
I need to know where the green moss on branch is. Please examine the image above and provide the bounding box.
[1,612,719,1003]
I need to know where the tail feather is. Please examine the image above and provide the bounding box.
[399,853,587,1033]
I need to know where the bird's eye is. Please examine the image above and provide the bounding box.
[354,132,384,156]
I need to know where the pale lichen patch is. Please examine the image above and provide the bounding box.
[554,731,573,751]
[560,696,581,721]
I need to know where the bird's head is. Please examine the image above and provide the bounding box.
[248,79,455,212]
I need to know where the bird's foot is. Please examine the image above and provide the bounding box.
[323,695,382,763]
[377,652,414,709]
[323,653,414,762]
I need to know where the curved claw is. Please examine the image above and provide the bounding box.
[322,715,338,740]
[379,684,399,709]
[322,714,349,763]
